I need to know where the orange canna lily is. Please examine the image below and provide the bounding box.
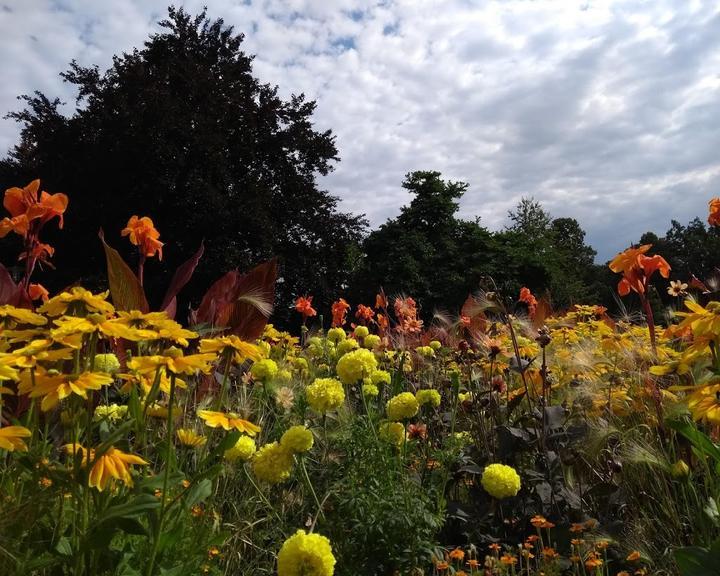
[121,215,163,259]
[0,214,29,238]
[331,298,350,327]
[295,296,317,319]
[709,198,720,226]
[610,244,670,297]
[519,287,538,317]
[28,283,50,302]
[3,179,68,229]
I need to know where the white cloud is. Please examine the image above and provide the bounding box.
[1,0,719,260]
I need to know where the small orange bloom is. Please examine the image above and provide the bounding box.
[29,283,49,302]
[499,554,517,566]
[331,298,350,327]
[570,523,585,533]
[519,287,538,317]
[434,560,449,571]
[295,296,317,319]
[709,198,720,226]
[531,514,548,528]
[121,215,163,259]
[355,303,375,323]
[627,551,641,561]
[449,547,465,561]
[488,543,501,552]
[467,559,480,568]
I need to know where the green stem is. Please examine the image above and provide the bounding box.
[298,455,324,520]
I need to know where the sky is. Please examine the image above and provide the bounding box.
[1,0,719,261]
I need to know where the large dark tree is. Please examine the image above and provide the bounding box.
[0,7,366,323]
[352,171,499,316]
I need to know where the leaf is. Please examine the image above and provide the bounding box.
[0,262,31,308]
[674,546,720,576]
[99,229,149,313]
[532,298,552,330]
[668,419,720,466]
[183,478,213,510]
[54,536,73,556]
[460,294,488,337]
[160,241,204,315]
[93,493,161,526]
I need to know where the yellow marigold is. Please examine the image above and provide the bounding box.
[176,428,207,448]
[481,463,521,499]
[0,425,31,451]
[252,441,293,484]
[370,369,390,386]
[415,345,435,358]
[94,353,121,373]
[250,358,278,382]
[335,348,377,384]
[416,389,441,408]
[361,382,379,397]
[280,425,314,453]
[363,334,381,349]
[93,403,128,423]
[224,435,256,461]
[326,327,346,343]
[386,392,419,421]
[378,421,406,445]
[306,378,345,413]
[353,325,369,339]
[429,340,442,350]
[277,529,336,576]
[336,338,359,356]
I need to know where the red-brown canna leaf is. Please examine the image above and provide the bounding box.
[532,298,553,331]
[99,229,149,313]
[0,262,32,308]
[160,241,204,316]
[219,258,277,340]
[194,269,242,326]
[460,294,488,336]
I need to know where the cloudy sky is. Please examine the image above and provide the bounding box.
[1,0,719,260]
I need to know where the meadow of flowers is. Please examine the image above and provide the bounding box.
[2,179,720,575]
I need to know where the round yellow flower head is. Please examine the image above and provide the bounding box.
[415,345,435,358]
[306,378,345,413]
[386,392,419,421]
[224,435,256,462]
[293,357,309,373]
[335,338,359,357]
[277,529,336,576]
[281,425,314,453]
[363,334,381,349]
[335,348,377,384]
[94,353,121,374]
[251,358,278,382]
[481,463,521,499]
[378,421,406,446]
[257,340,272,358]
[416,389,441,408]
[326,327,346,344]
[370,370,391,386]
[361,382,379,397]
[429,340,442,351]
[252,442,293,484]
[353,325,370,339]
[277,369,292,384]
[93,403,128,423]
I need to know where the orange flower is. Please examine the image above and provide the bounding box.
[449,547,465,561]
[500,554,517,565]
[121,215,163,259]
[0,214,29,238]
[331,298,350,327]
[519,287,538,317]
[570,523,585,533]
[434,560,449,571]
[488,543,501,552]
[467,558,480,568]
[295,296,316,319]
[2,179,68,233]
[626,551,641,561]
[355,303,375,323]
[29,283,49,302]
[530,514,548,528]
[609,244,651,275]
[610,244,670,296]
[709,198,720,226]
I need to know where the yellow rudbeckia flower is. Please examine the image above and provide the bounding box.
[19,370,114,411]
[197,410,261,436]
[39,287,115,317]
[199,335,262,363]
[0,425,31,451]
[64,444,148,491]
[0,305,47,326]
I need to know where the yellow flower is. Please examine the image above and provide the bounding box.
[686,383,720,423]
[675,300,720,339]
[277,529,336,576]
[176,428,207,447]
[224,435,256,461]
[93,353,121,373]
[481,463,521,499]
[0,305,47,326]
[127,350,216,376]
[50,315,158,343]
[64,444,148,491]
[94,404,128,423]
[0,425,31,451]
[378,421,406,446]
[363,334,381,349]
[19,370,114,411]
[280,425,314,453]
[305,378,345,413]
[335,348,377,384]
[415,389,441,408]
[386,392,419,420]
[250,358,279,382]
[39,287,115,317]
[252,441,293,484]
[199,335,262,363]
[197,410,261,436]
[361,382,379,397]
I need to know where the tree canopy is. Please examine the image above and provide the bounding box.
[0,7,366,323]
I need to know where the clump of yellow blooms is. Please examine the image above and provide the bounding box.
[379,422,406,446]
[370,369,391,386]
[336,338,359,356]
[326,327,346,343]
[416,388,441,408]
[250,358,278,381]
[481,463,521,499]
[362,382,379,397]
[94,403,128,423]
[306,378,345,413]
[224,435,257,461]
[277,529,336,576]
[386,392,419,421]
[353,325,369,339]
[280,425,314,453]
[363,334,381,349]
[335,348,377,384]
[94,353,121,373]
[252,442,293,484]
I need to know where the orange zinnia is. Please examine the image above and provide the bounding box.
[121,215,163,259]
[295,296,316,319]
[331,298,350,327]
[709,198,720,226]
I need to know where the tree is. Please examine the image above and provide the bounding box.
[0,7,366,323]
[352,171,498,316]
